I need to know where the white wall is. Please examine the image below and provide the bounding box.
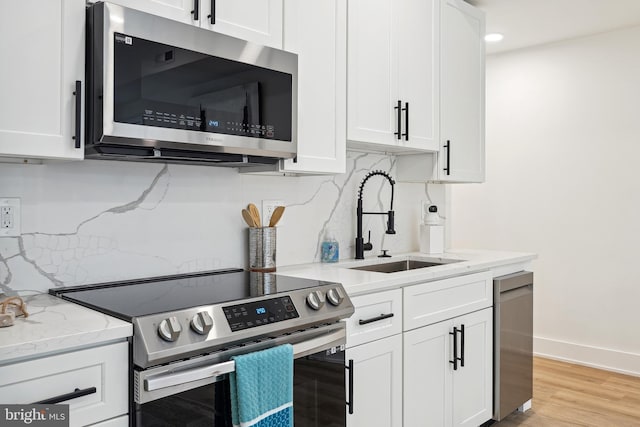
[0,153,445,295]
[451,26,640,375]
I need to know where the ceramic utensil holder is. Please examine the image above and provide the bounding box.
[249,227,276,272]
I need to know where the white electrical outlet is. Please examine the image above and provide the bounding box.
[262,200,285,227]
[0,198,21,237]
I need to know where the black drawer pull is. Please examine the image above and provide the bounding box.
[444,140,451,175]
[358,313,394,325]
[208,0,215,24]
[191,0,199,20]
[459,324,465,367]
[402,102,409,141]
[449,326,458,370]
[73,80,81,148]
[346,359,354,414]
[34,387,97,404]
[394,100,402,140]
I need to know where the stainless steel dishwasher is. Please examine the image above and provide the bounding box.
[493,271,533,421]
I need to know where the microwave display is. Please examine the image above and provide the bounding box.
[113,33,292,142]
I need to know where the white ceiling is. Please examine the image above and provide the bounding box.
[470,0,640,54]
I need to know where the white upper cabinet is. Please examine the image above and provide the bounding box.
[201,0,283,48]
[103,0,283,48]
[0,0,85,161]
[347,0,439,153]
[439,0,485,182]
[278,0,346,174]
[397,0,486,183]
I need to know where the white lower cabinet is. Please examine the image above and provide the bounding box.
[345,289,403,427]
[404,307,493,427]
[346,334,403,427]
[0,341,129,427]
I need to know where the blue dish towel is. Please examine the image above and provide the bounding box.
[230,344,294,427]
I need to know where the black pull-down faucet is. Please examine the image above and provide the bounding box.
[355,170,396,259]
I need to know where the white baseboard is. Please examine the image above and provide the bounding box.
[534,336,640,377]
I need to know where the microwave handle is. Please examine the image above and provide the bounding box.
[144,327,345,392]
[191,0,199,21]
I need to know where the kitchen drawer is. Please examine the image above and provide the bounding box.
[345,289,402,348]
[403,271,492,331]
[0,341,129,427]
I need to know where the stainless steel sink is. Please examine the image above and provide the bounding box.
[349,259,451,273]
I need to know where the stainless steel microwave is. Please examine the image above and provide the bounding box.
[86,2,297,166]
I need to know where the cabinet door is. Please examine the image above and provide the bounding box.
[346,335,403,427]
[347,0,399,146]
[202,0,283,48]
[452,308,493,427]
[397,0,439,152]
[279,0,346,174]
[404,320,453,427]
[0,0,84,160]
[105,0,197,25]
[439,0,485,182]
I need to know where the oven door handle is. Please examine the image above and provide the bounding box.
[144,328,346,392]
[145,360,235,391]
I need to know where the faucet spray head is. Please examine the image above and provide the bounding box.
[386,210,396,234]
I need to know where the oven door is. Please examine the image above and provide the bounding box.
[134,324,347,426]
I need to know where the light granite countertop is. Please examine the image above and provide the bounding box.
[0,294,132,365]
[278,249,537,296]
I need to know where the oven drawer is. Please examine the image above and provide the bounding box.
[403,271,493,331]
[345,289,402,348]
[0,341,129,427]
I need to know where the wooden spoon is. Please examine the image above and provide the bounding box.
[269,206,285,227]
[241,209,256,227]
[248,203,261,227]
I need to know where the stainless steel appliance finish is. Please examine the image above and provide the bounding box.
[493,271,533,421]
[131,280,353,368]
[86,2,298,165]
[51,269,354,426]
[350,259,450,273]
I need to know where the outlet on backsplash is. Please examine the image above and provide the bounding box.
[0,198,21,237]
[262,200,285,227]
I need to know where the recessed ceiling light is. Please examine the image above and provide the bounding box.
[484,33,504,43]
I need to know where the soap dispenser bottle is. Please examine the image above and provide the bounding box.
[420,205,444,254]
[321,229,340,263]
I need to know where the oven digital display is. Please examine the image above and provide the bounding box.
[223,296,299,331]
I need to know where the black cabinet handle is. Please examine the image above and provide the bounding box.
[402,102,409,141]
[191,0,199,20]
[73,80,81,149]
[358,313,394,325]
[394,100,402,140]
[443,140,451,175]
[449,326,458,370]
[207,0,215,24]
[459,324,465,367]
[34,387,97,405]
[346,359,354,414]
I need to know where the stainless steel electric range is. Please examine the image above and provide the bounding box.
[51,269,354,427]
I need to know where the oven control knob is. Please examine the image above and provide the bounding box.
[306,290,326,311]
[191,311,213,335]
[327,287,345,306]
[158,317,182,342]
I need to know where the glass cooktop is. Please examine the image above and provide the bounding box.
[50,269,330,321]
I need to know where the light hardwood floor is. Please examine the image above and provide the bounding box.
[494,357,640,426]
